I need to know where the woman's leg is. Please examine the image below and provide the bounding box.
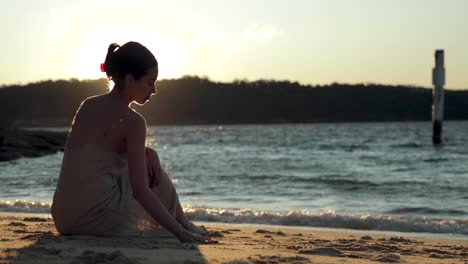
[174,197,208,235]
[149,168,177,216]
[150,168,207,235]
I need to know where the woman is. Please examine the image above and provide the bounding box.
[52,42,211,243]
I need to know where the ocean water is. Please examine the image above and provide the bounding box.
[1,122,467,236]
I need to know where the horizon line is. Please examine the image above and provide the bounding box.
[0,76,466,91]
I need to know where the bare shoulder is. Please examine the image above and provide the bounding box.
[74,94,104,112]
[122,110,147,149]
[82,94,107,106]
[124,110,147,134]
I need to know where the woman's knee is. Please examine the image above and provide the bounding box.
[151,168,174,193]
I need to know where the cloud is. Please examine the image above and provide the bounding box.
[244,24,282,39]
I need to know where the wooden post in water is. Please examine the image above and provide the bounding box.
[432,50,445,145]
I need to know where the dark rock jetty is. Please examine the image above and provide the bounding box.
[0,129,67,162]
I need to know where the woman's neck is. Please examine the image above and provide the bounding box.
[109,87,132,107]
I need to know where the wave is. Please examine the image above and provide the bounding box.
[423,158,450,163]
[179,191,203,196]
[210,174,380,191]
[318,144,369,152]
[1,200,466,235]
[185,206,466,235]
[0,200,51,214]
[183,205,468,235]
[392,143,423,148]
[385,207,467,216]
[229,174,437,190]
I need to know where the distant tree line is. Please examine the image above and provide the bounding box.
[1,76,468,128]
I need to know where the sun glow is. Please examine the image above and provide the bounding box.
[72,23,185,80]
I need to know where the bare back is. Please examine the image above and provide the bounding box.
[66,93,137,155]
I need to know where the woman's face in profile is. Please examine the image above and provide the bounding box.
[132,67,158,105]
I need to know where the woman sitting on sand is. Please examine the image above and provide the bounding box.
[52,41,212,243]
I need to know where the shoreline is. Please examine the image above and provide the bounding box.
[197,222,468,242]
[1,212,467,242]
[0,213,466,263]
[1,198,467,238]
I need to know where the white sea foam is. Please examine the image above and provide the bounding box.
[2,200,464,235]
[0,200,51,214]
[183,205,468,235]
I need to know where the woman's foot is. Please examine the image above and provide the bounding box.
[186,221,208,236]
[177,229,215,244]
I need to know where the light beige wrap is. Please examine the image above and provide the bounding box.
[52,143,177,237]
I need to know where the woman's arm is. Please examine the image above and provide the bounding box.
[145,147,161,188]
[125,113,213,243]
[125,113,185,238]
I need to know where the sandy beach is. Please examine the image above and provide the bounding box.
[0,214,466,264]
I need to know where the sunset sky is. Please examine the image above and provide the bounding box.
[1,0,467,89]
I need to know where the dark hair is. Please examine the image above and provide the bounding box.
[103,41,158,87]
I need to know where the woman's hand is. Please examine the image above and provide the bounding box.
[177,229,217,244]
[145,147,161,188]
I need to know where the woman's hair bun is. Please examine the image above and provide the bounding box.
[102,42,157,84]
[103,43,121,78]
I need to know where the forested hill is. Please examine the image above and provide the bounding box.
[1,76,468,127]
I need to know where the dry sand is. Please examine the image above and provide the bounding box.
[0,214,466,264]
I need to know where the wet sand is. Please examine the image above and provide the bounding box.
[0,214,466,263]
